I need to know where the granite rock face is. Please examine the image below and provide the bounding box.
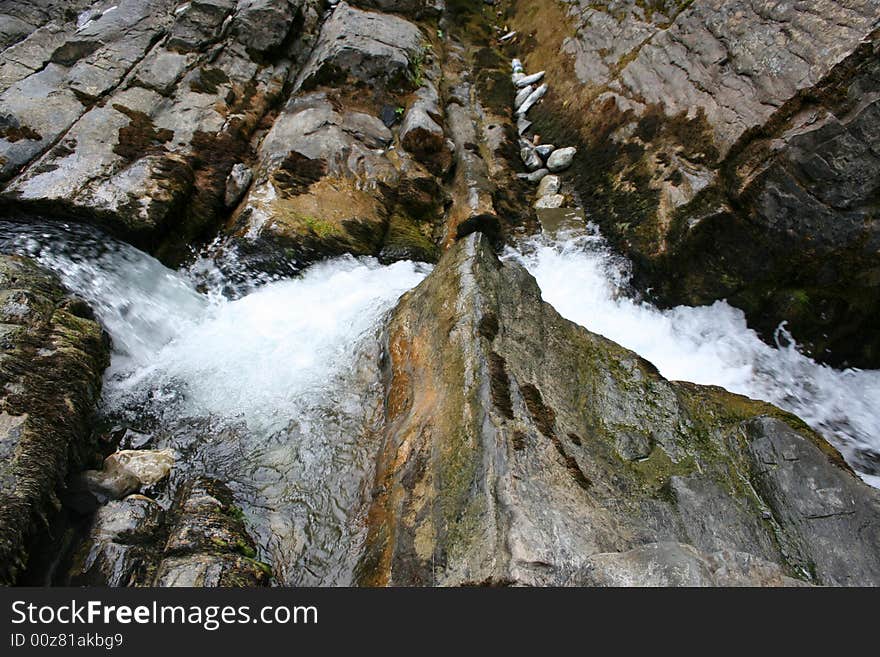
[358,234,880,587]
[294,1,425,92]
[0,0,532,271]
[509,0,880,367]
[0,0,325,262]
[219,2,453,269]
[0,255,109,585]
[2,0,879,590]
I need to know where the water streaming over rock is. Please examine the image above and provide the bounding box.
[507,225,880,488]
[0,220,430,585]
[2,216,879,587]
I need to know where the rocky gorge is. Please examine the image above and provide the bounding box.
[0,0,879,587]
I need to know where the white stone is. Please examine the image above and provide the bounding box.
[537,174,560,196]
[105,449,174,487]
[535,194,565,209]
[516,84,547,117]
[514,85,533,110]
[515,71,545,89]
[547,147,577,172]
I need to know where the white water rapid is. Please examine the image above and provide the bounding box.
[1,216,878,587]
[0,220,430,585]
[507,224,880,489]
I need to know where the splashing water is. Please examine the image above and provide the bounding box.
[507,226,880,488]
[0,220,430,584]
[3,215,879,585]
[0,221,427,431]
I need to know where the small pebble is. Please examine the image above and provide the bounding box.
[520,144,543,171]
[517,168,549,183]
[535,144,555,159]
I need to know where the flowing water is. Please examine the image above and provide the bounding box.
[0,220,430,585]
[507,224,880,488]
[1,216,878,586]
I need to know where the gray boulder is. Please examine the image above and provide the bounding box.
[357,234,880,586]
[295,2,425,92]
[167,0,235,53]
[546,146,577,172]
[520,142,543,171]
[67,495,165,586]
[66,478,270,587]
[231,0,301,54]
[537,174,560,196]
[535,144,554,160]
[152,478,269,587]
[399,81,451,176]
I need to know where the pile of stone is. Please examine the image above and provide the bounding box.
[511,59,577,207]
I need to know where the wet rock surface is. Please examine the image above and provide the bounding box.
[66,494,165,586]
[66,478,269,586]
[0,0,325,262]
[0,0,536,271]
[79,449,174,501]
[152,478,269,587]
[0,254,109,585]
[359,233,880,586]
[0,0,878,589]
[508,0,880,368]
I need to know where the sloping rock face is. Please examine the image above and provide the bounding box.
[225,2,451,270]
[358,233,880,586]
[506,0,880,367]
[0,255,109,585]
[0,0,327,262]
[0,1,535,271]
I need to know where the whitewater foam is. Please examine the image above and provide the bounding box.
[0,221,428,434]
[0,220,430,583]
[507,226,880,486]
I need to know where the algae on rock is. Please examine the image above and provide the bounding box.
[358,233,880,587]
